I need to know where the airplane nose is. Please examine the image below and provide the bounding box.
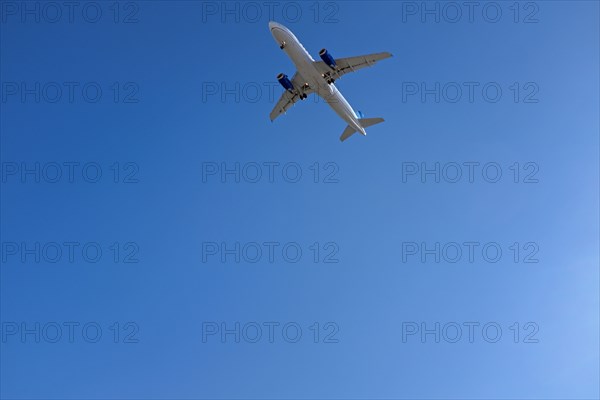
[269,21,284,31]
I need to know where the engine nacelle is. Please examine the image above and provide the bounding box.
[319,48,336,69]
[277,73,294,92]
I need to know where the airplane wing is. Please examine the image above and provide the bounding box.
[270,72,314,121]
[313,52,393,81]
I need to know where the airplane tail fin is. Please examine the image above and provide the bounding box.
[339,117,385,142]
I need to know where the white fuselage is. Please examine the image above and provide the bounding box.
[269,21,366,135]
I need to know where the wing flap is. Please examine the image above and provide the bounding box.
[314,52,393,80]
[269,71,314,121]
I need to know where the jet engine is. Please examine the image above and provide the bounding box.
[319,48,336,69]
[277,73,294,92]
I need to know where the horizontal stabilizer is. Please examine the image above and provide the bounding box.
[339,117,385,142]
[359,117,384,128]
[340,125,357,142]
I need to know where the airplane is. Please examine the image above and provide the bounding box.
[268,21,392,142]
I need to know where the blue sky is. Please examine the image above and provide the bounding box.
[1,1,599,399]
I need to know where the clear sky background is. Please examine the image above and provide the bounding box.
[1,1,599,399]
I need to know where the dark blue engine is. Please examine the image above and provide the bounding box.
[319,48,336,69]
[277,73,294,92]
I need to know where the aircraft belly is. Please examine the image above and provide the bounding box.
[324,92,362,132]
